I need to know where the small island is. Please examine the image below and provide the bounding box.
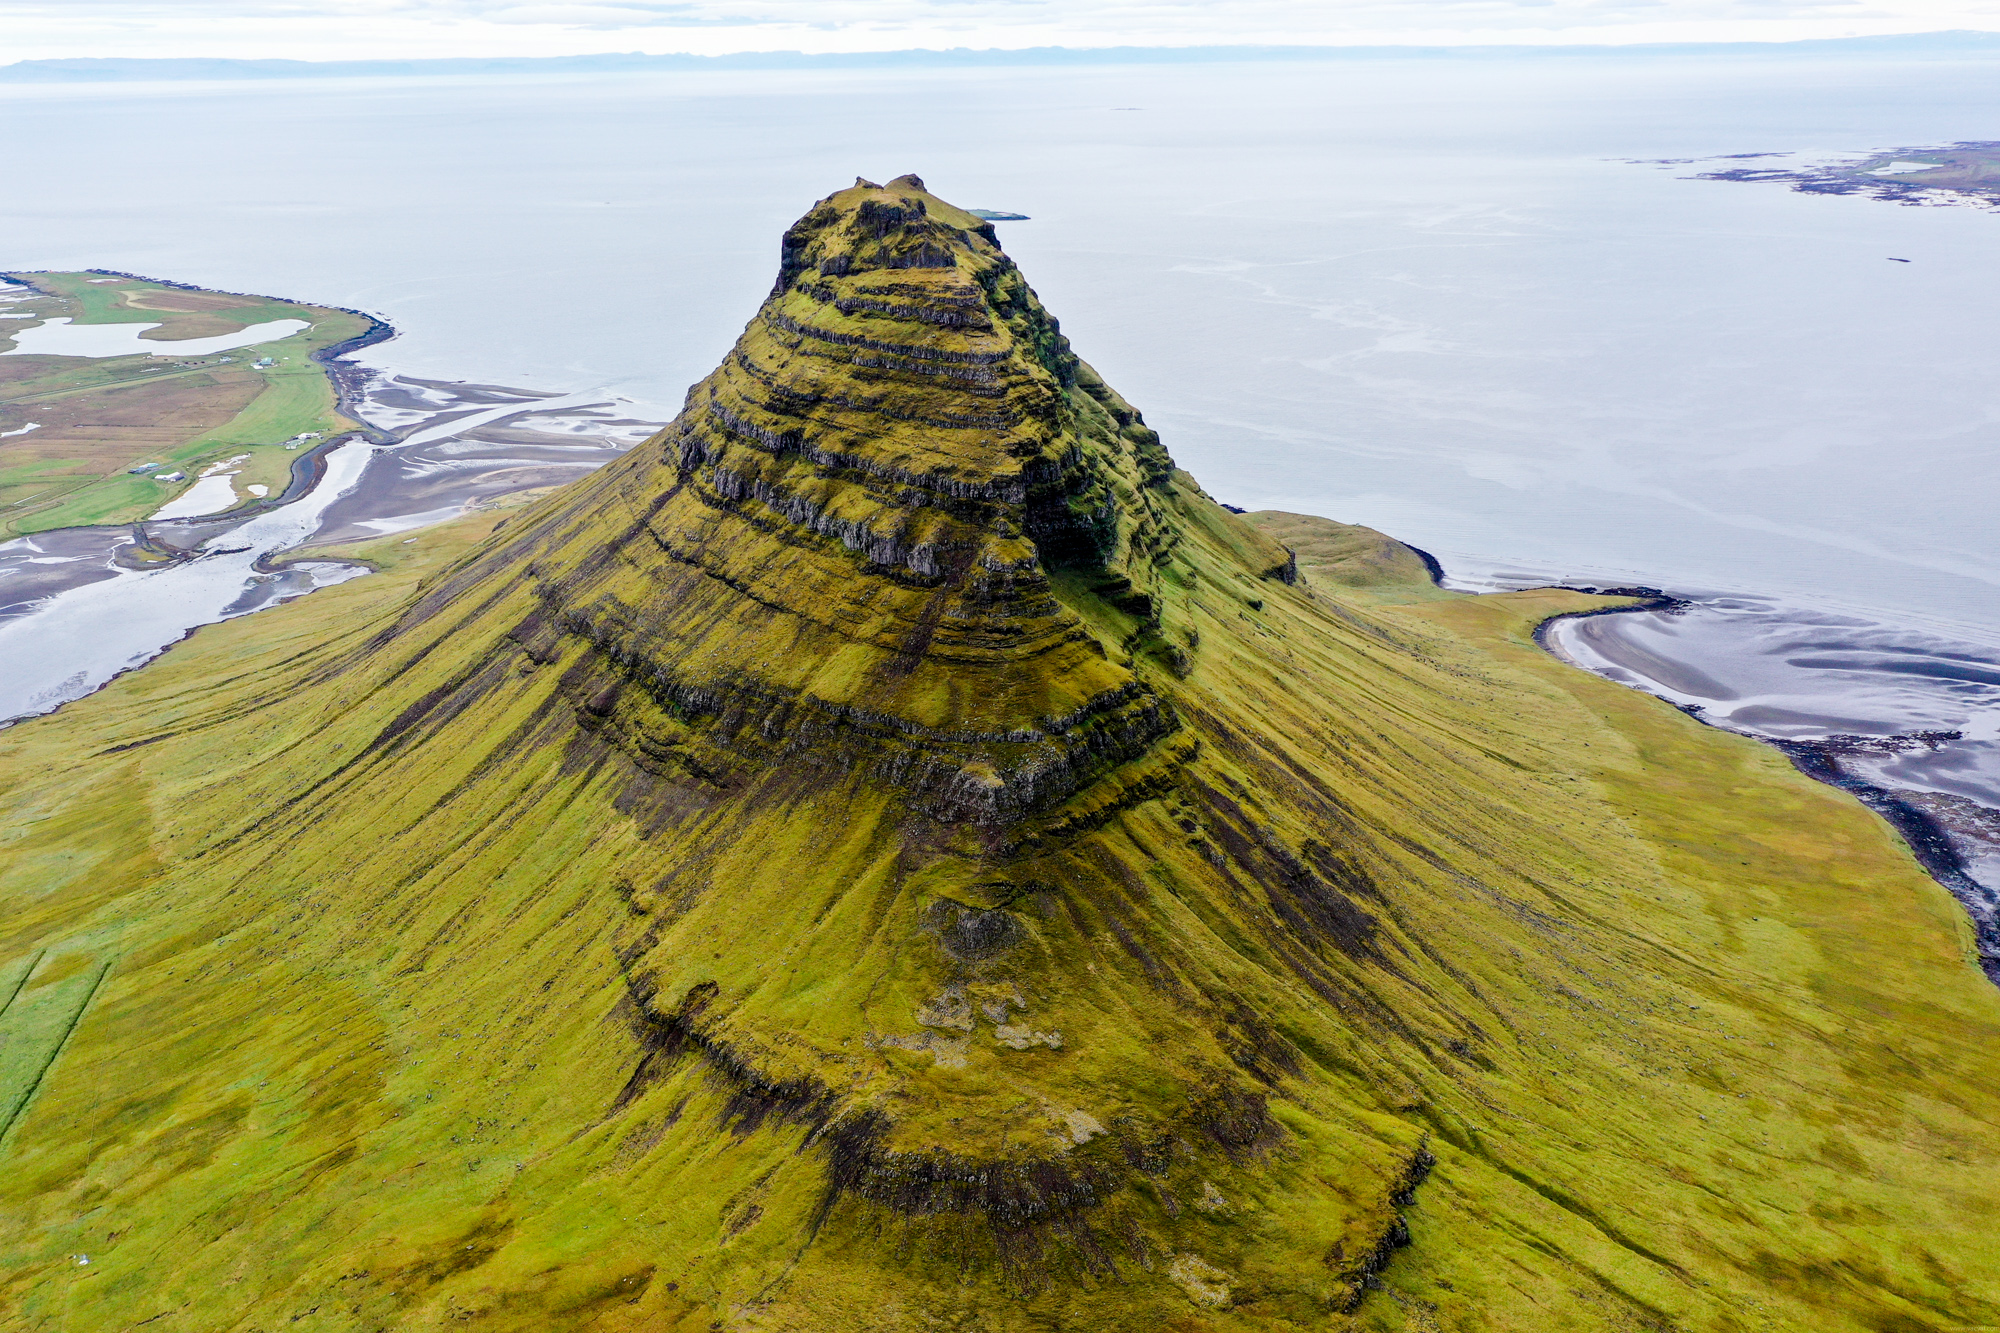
[1668,140,2000,209]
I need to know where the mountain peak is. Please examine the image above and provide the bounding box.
[394,177,1221,834]
[776,172,999,294]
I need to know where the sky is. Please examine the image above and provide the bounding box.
[0,0,1997,63]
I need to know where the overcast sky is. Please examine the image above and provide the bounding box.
[2,0,1995,63]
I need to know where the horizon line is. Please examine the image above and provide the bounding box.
[8,31,2000,80]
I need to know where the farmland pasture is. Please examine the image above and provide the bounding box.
[0,271,371,534]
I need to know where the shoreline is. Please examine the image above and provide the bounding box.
[80,266,399,442]
[122,431,360,569]
[18,272,1996,981]
[1532,590,2000,985]
[0,268,400,540]
[2,270,402,567]
[1690,144,2000,212]
[0,437,375,729]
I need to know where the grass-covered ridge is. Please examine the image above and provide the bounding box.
[1,178,1996,1332]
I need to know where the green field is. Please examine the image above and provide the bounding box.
[0,947,113,1153]
[0,271,372,534]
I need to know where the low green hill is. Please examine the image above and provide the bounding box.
[1,176,1995,1333]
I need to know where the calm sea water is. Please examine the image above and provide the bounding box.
[2,56,1997,770]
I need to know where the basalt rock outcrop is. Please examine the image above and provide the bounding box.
[3,178,1998,1333]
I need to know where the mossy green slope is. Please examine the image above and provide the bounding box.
[2,176,1998,1332]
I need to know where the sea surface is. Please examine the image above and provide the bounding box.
[2,54,1997,885]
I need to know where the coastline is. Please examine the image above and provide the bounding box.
[1534,590,2000,984]
[0,274,402,576]
[123,431,361,570]
[16,268,1998,983]
[1688,142,2000,212]
[0,269,659,724]
[80,266,399,441]
[0,269,393,535]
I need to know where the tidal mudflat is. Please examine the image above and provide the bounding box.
[0,368,659,720]
[1548,598,2000,975]
[0,439,374,721]
[306,372,656,546]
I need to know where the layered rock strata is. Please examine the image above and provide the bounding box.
[393,175,1186,829]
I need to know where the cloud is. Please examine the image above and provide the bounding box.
[0,0,1993,61]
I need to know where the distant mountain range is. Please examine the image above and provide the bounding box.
[5,31,2000,81]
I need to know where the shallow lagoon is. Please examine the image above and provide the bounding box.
[0,316,309,357]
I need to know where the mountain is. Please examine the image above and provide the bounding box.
[2,175,1997,1332]
[7,34,2000,82]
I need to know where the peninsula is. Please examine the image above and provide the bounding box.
[0,270,380,535]
[1674,140,2000,210]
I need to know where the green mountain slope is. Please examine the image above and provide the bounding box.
[2,176,1997,1333]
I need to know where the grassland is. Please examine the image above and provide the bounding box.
[3,498,1995,1332]
[0,271,372,534]
[0,178,1993,1332]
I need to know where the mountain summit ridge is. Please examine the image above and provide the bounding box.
[404,172,1198,832]
[1,178,1997,1333]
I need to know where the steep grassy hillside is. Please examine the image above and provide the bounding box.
[1,177,1996,1333]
